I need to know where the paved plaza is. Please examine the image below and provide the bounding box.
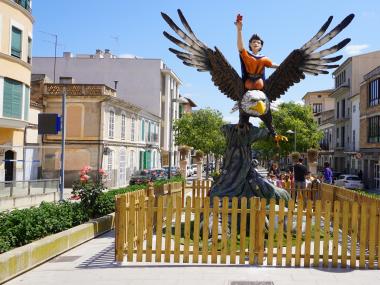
[5,230,380,285]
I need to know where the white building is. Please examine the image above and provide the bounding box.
[32,50,182,167]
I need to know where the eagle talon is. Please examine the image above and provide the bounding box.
[274,134,288,143]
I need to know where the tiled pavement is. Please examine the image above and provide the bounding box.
[5,230,380,285]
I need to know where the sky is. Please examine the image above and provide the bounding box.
[32,0,380,123]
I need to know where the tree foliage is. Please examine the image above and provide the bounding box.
[173,108,226,156]
[253,102,323,157]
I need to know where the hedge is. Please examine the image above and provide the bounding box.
[0,177,184,254]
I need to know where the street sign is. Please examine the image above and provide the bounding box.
[38,113,61,134]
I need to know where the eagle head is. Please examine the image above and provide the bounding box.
[231,90,270,117]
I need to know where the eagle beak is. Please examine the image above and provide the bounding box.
[249,100,266,115]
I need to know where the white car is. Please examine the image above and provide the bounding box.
[334,174,364,190]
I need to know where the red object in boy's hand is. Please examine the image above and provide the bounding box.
[236,14,243,22]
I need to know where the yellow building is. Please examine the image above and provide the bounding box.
[0,0,33,181]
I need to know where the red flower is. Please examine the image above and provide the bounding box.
[80,174,90,182]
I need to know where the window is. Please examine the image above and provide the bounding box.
[119,148,126,186]
[336,128,340,147]
[148,121,152,142]
[335,70,346,88]
[16,0,31,11]
[141,119,145,141]
[24,86,30,121]
[342,99,345,118]
[107,151,113,181]
[353,130,356,150]
[3,78,23,119]
[368,116,380,143]
[341,126,345,147]
[336,102,340,118]
[369,78,380,107]
[318,117,321,125]
[312,103,322,113]
[131,118,135,141]
[353,104,356,113]
[130,150,135,172]
[121,114,126,140]
[27,37,32,64]
[11,26,22,58]
[108,110,114,138]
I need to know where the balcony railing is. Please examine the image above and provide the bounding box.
[12,0,32,13]
[44,84,116,97]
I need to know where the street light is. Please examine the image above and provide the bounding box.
[168,95,188,179]
[286,129,296,152]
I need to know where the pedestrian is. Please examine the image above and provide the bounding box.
[323,162,333,184]
[358,169,363,180]
[293,158,308,189]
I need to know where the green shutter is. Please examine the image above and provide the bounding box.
[148,122,151,142]
[3,78,23,119]
[141,120,145,141]
[24,86,30,121]
[11,27,22,58]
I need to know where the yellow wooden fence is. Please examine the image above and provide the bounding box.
[115,190,380,268]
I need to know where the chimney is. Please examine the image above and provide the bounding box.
[104,49,112,58]
[63,52,73,59]
[95,49,103,58]
[114,80,118,90]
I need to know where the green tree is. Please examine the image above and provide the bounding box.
[253,102,323,158]
[173,108,226,155]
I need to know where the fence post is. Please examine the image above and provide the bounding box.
[115,195,127,262]
[181,180,185,208]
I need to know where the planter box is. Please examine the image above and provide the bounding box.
[0,213,115,284]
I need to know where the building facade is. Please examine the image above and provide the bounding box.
[302,89,335,171]
[330,51,380,174]
[31,50,182,168]
[0,0,33,182]
[32,80,160,188]
[359,66,380,190]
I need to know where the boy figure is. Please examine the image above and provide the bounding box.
[235,14,278,90]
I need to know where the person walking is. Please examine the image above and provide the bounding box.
[293,158,308,189]
[323,162,333,184]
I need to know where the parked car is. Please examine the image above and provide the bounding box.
[191,164,198,174]
[129,170,153,185]
[334,174,364,190]
[149,168,167,181]
[163,166,181,177]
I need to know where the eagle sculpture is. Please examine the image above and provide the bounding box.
[161,10,354,205]
[161,10,354,136]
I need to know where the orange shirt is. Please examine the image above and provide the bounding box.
[240,49,272,75]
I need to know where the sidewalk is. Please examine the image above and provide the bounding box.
[5,230,380,285]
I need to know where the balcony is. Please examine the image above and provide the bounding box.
[12,0,32,13]
[44,84,116,97]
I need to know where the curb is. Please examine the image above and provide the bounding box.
[0,213,115,284]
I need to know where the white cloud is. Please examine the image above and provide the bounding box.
[183,82,192,88]
[344,44,369,56]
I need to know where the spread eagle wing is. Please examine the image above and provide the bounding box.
[161,9,244,102]
[264,14,355,102]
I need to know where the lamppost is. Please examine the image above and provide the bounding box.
[286,129,296,177]
[286,129,296,152]
[168,95,187,179]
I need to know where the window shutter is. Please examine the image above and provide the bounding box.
[24,86,30,121]
[3,78,22,119]
[11,27,22,58]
